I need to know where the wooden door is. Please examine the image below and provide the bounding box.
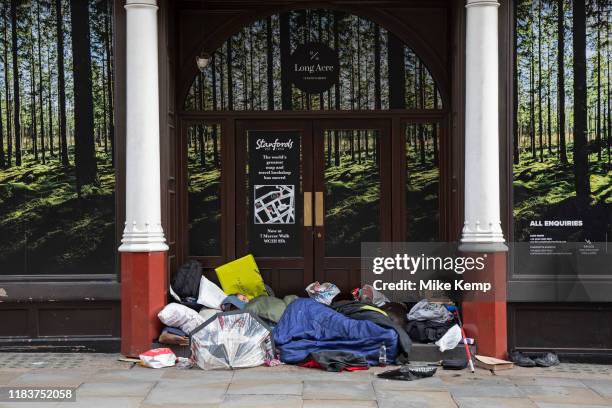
[235,120,315,295]
[312,119,392,292]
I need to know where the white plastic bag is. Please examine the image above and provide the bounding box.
[158,303,205,334]
[305,281,340,305]
[435,324,462,352]
[139,348,176,369]
[197,276,227,309]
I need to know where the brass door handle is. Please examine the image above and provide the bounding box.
[315,191,324,227]
[304,192,312,227]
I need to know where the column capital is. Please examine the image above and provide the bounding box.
[465,0,500,8]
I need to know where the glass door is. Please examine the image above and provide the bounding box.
[235,120,314,295]
[312,119,392,291]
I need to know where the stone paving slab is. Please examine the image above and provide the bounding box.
[76,381,156,398]
[227,379,302,395]
[220,395,302,408]
[303,380,375,400]
[581,378,612,398]
[454,396,538,408]
[449,384,524,398]
[518,385,610,406]
[3,356,612,408]
[303,400,378,408]
[376,390,457,408]
[143,379,229,405]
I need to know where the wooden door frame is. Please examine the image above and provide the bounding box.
[176,111,450,280]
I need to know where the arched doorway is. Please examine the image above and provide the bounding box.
[175,6,452,295]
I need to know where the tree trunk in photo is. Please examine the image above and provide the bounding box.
[10,0,20,166]
[546,43,552,156]
[36,0,45,164]
[433,87,439,165]
[226,38,234,110]
[333,12,340,165]
[418,61,426,165]
[606,18,612,170]
[0,68,4,167]
[530,26,536,160]
[57,0,69,166]
[557,0,567,164]
[212,124,219,165]
[3,2,11,167]
[71,0,97,189]
[572,0,590,198]
[211,54,218,111]
[595,2,601,161]
[280,12,291,110]
[387,32,405,109]
[537,0,543,161]
[46,46,54,157]
[104,0,114,165]
[374,24,381,110]
[513,0,520,165]
[30,22,38,161]
[197,73,205,168]
[266,16,274,110]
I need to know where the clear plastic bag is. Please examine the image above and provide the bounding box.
[305,281,340,305]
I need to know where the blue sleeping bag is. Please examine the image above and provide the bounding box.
[273,298,398,365]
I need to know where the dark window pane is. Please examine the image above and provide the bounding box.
[188,124,222,256]
[324,129,380,256]
[405,123,439,241]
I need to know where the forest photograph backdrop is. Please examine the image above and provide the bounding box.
[184,10,443,258]
[514,0,611,243]
[0,0,115,275]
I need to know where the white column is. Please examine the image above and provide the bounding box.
[459,0,507,252]
[119,0,168,252]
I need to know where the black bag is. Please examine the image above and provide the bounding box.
[404,320,454,343]
[442,359,468,370]
[171,260,202,300]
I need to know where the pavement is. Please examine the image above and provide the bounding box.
[0,353,612,408]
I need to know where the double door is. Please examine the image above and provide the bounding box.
[235,119,392,295]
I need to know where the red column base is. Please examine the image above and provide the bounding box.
[121,251,168,357]
[461,251,508,360]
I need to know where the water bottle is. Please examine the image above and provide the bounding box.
[378,344,387,367]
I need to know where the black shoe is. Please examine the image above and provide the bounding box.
[509,350,536,367]
[534,352,560,367]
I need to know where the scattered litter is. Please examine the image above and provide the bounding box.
[118,357,140,363]
[139,348,176,369]
[175,357,194,370]
[377,365,437,381]
[474,355,514,371]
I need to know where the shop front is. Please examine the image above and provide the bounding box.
[0,0,610,361]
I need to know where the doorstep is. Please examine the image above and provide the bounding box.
[149,341,475,363]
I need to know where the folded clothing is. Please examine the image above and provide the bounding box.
[273,298,398,365]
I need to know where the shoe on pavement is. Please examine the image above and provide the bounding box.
[534,352,560,367]
[509,350,536,367]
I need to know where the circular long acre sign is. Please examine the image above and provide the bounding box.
[289,42,340,94]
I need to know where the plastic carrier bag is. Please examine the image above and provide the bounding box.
[139,348,176,369]
[434,324,462,352]
[305,281,340,305]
